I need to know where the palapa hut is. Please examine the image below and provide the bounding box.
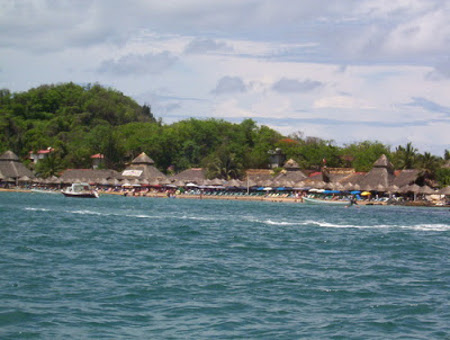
[0,150,34,185]
[170,168,207,185]
[59,169,120,185]
[273,159,307,184]
[358,154,395,191]
[121,152,167,182]
[392,169,422,188]
[245,169,274,186]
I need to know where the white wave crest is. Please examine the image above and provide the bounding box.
[24,207,51,212]
[260,219,450,231]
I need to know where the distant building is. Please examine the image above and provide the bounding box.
[121,152,167,181]
[268,148,285,169]
[0,150,34,185]
[29,147,54,163]
[90,153,104,169]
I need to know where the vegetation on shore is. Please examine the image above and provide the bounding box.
[1,83,449,185]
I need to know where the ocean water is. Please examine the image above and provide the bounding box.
[0,192,449,339]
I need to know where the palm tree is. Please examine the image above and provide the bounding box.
[394,142,417,169]
[417,152,440,174]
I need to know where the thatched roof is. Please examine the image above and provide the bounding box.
[122,164,167,181]
[358,154,395,190]
[245,169,273,183]
[392,169,421,188]
[373,154,394,170]
[0,150,20,161]
[338,172,367,185]
[0,150,34,179]
[171,168,206,183]
[438,186,450,195]
[60,169,120,183]
[131,152,155,165]
[273,170,307,183]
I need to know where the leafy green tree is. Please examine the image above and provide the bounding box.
[416,152,441,174]
[392,142,418,169]
[342,141,391,172]
[203,144,244,179]
[435,168,450,187]
[34,151,66,178]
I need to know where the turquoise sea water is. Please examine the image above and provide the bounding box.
[0,192,449,339]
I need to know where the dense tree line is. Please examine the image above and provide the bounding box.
[0,83,449,186]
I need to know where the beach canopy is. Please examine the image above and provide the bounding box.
[323,190,341,194]
[438,186,450,195]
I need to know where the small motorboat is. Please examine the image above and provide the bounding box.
[61,182,99,198]
[303,196,350,206]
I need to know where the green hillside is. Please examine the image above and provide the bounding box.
[0,83,449,185]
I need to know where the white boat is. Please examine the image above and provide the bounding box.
[61,182,99,198]
[303,196,350,206]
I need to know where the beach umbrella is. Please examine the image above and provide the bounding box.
[99,178,109,186]
[261,179,273,187]
[149,179,161,186]
[210,178,224,186]
[418,185,435,195]
[361,191,371,196]
[438,186,450,195]
[294,180,306,188]
[409,184,421,193]
[324,182,335,189]
[225,179,242,188]
[139,179,150,186]
[387,185,399,193]
[159,178,172,186]
[310,181,326,189]
[263,187,273,191]
[108,178,120,186]
[343,182,354,190]
[186,182,198,187]
[375,184,386,192]
[246,179,257,187]
[353,184,361,190]
[173,180,186,187]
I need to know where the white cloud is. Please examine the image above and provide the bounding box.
[272,78,323,93]
[97,52,178,75]
[313,95,375,110]
[211,76,247,95]
[1,0,450,154]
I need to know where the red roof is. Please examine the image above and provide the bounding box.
[90,153,104,159]
[308,171,322,177]
[29,148,54,154]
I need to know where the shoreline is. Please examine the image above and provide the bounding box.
[2,188,449,207]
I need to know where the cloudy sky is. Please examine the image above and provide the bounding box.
[1,0,450,155]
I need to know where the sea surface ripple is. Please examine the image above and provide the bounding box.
[1,192,449,339]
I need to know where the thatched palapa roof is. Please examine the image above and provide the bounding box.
[60,169,120,183]
[392,169,422,188]
[170,168,206,184]
[122,152,166,181]
[0,150,34,180]
[358,154,395,190]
